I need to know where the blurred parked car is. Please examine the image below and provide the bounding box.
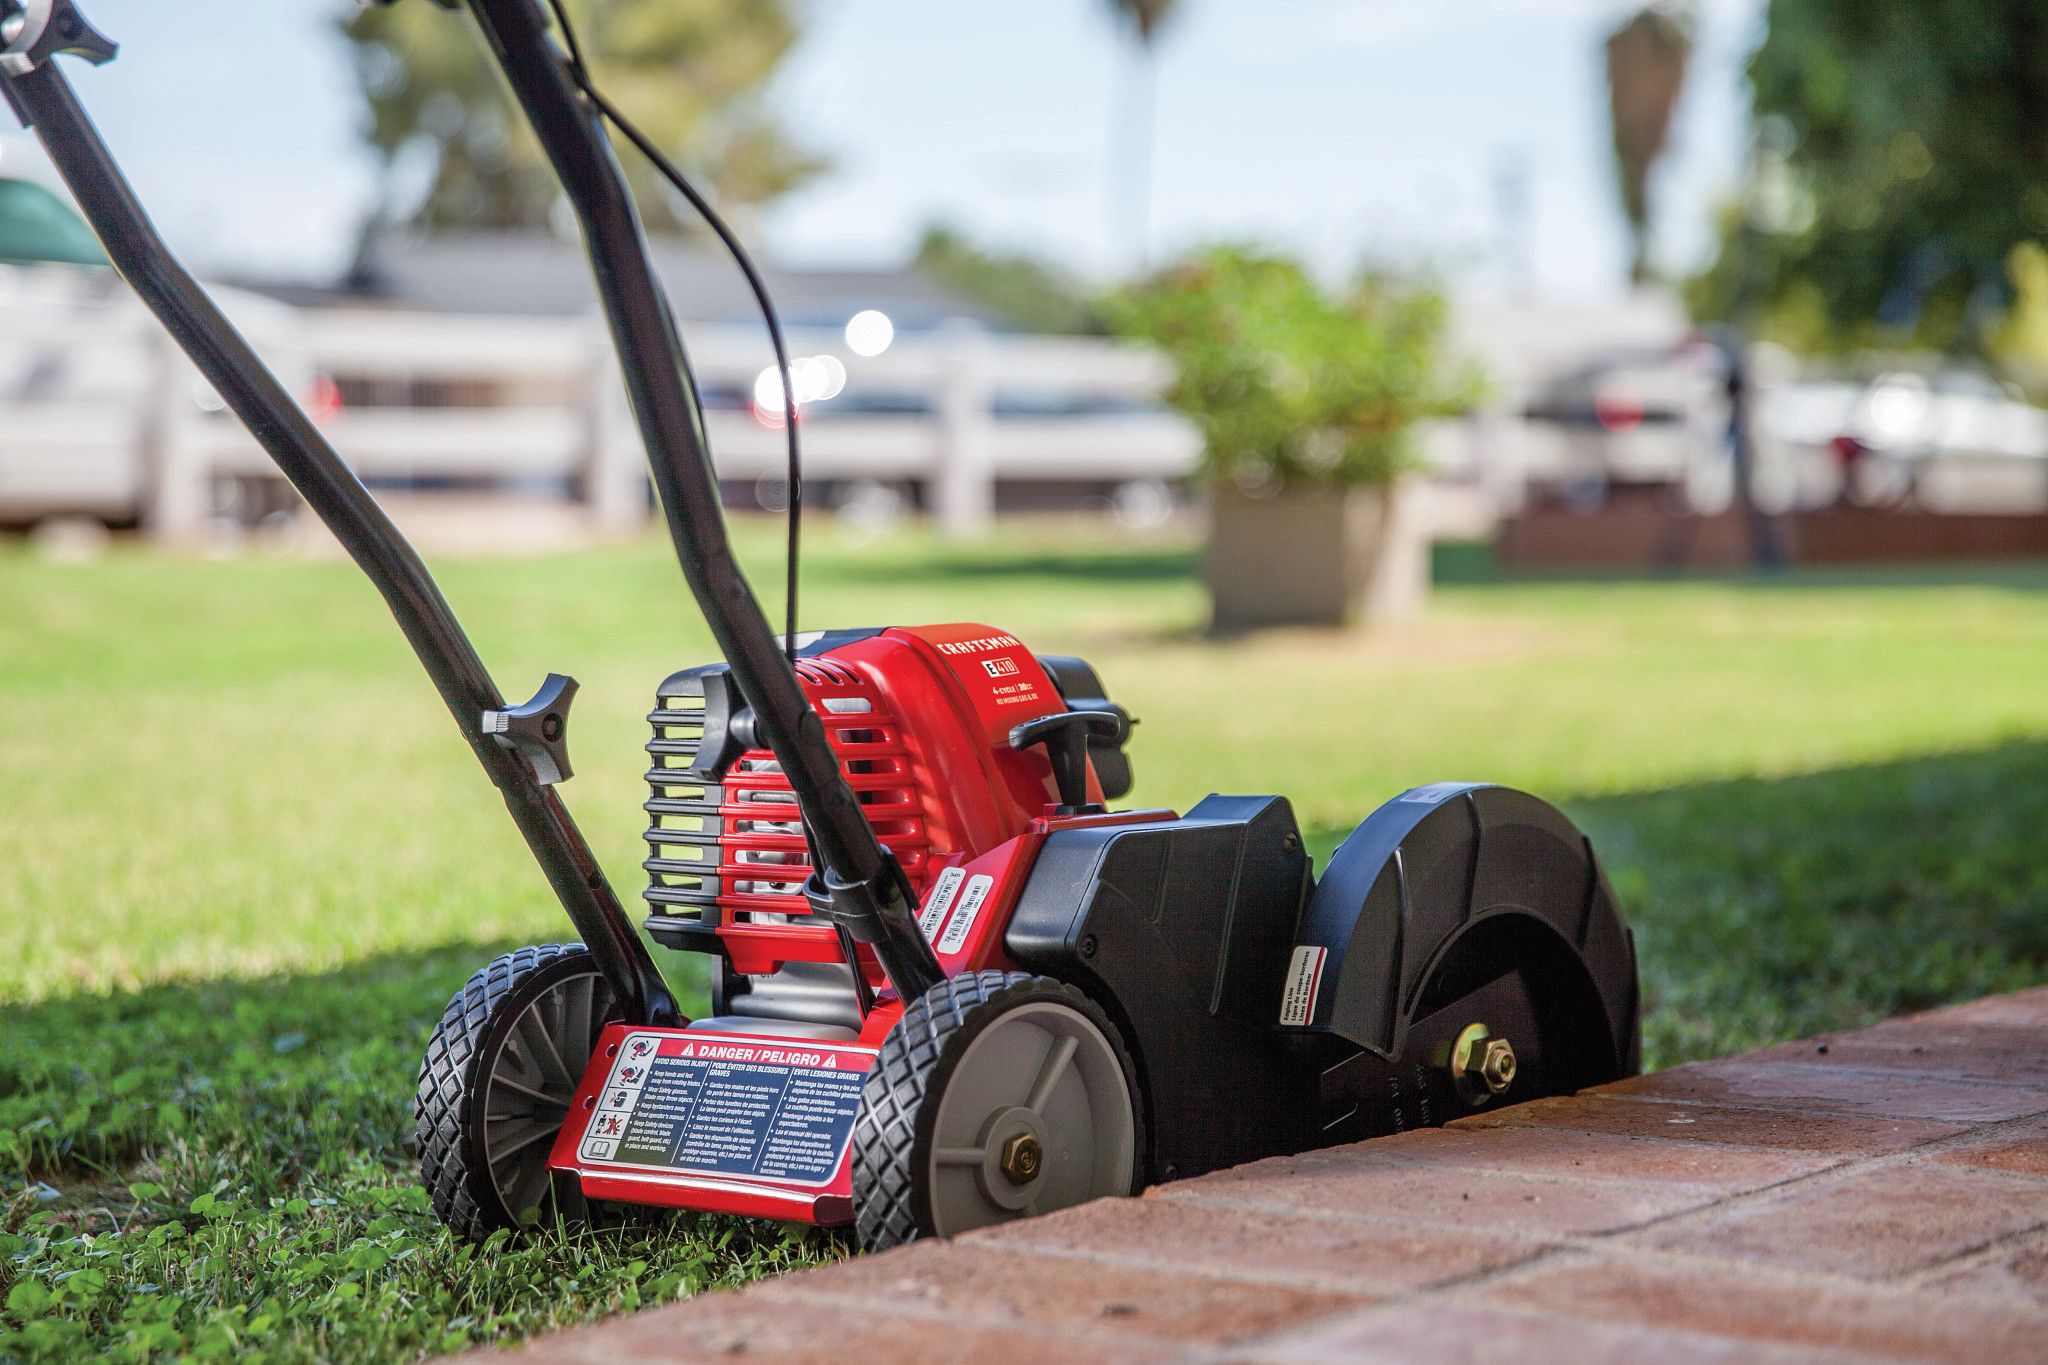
[1759,368,2048,513]
[1517,339,1725,504]
[1516,336,2048,518]
[0,135,314,531]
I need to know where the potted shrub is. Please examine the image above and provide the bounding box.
[1113,247,1478,631]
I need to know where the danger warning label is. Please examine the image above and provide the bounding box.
[578,1033,873,1186]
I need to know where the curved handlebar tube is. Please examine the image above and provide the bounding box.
[2,0,943,1007]
[0,43,679,1027]
[460,0,941,1001]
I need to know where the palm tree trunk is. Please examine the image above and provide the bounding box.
[1109,36,1158,274]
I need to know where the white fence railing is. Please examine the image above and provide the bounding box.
[0,295,1202,540]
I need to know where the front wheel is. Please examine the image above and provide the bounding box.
[415,944,621,1242]
[851,971,1144,1251]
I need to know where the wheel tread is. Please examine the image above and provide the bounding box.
[851,971,1141,1251]
[415,943,596,1243]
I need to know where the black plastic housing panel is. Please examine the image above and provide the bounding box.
[1006,794,1323,1182]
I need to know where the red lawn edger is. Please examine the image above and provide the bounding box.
[2,0,1639,1250]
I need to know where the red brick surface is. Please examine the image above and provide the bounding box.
[1356,1120,1837,1190]
[1925,1226,2048,1309]
[1749,1025,2048,1089]
[1489,1256,2046,1364]
[1634,1161,2048,1278]
[528,1291,1182,1365]
[1936,1115,2048,1177]
[981,1192,1530,1293]
[1914,984,2048,1028]
[1161,1146,1720,1234]
[764,1240,1375,1344]
[1453,1090,1967,1155]
[1595,1058,2048,1123]
[489,989,2048,1363]
[1240,1300,1839,1365]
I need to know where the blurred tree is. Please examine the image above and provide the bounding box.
[341,0,823,234]
[1688,0,2048,353]
[1604,4,1695,286]
[1102,0,1179,272]
[914,225,1104,335]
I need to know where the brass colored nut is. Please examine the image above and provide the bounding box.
[999,1132,1043,1186]
[1448,1023,1517,1107]
[1479,1037,1517,1093]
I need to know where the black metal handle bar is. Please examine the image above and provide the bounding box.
[459,0,941,1001]
[2,0,943,1005]
[0,6,679,1026]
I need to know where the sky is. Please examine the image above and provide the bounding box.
[8,0,1765,301]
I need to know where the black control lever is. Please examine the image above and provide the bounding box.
[484,673,578,786]
[1009,709,1129,814]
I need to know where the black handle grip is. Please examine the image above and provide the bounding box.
[1009,709,1127,812]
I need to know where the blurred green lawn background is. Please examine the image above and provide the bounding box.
[4,523,2047,1359]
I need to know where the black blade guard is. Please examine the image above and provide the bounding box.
[1284,783,1641,1134]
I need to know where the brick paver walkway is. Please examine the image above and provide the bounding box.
[499,986,2048,1363]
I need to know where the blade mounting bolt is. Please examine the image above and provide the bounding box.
[1480,1037,1517,1091]
[1450,1023,1518,1107]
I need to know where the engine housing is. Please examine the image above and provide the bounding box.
[641,624,1134,990]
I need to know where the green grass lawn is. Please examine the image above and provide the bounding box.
[4,521,2048,1359]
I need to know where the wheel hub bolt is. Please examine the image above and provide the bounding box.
[999,1132,1043,1185]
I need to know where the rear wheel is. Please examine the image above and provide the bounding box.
[415,944,621,1241]
[852,971,1143,1251]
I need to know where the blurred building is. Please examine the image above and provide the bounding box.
[334,230,1006,333]
[8,126,2046,559]
[0,146,1197,539]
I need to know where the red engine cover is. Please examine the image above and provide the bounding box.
[686,624,1080,981]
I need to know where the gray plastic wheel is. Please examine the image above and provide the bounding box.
[852,972,1142,1250]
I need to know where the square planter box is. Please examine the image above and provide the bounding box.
[1205,482,1427,632]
